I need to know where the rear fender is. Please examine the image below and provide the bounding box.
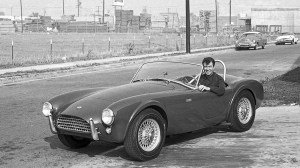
[225,80,264,121]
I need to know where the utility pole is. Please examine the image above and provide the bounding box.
[77,0,81,17]
[20,0,23,33]
[97,6,100,16]
[229,0,231,26]
[10,6,13,16]
[185,0,191,53]
[215,0,218,34]
[102,0,105,23]
[63,0,65,15]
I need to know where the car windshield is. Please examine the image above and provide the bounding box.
[131,61,202,88]
[240,33,257,39]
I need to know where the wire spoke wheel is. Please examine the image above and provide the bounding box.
[229,90,256,132]
[138,118,161,152]
[237,97,253,124]
[124,108,166,161]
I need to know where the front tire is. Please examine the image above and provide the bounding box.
[228,90,255,132]
[124,108,166,161]
[58,134,92,148]
[253,45,257,50]
[291,40,295,45]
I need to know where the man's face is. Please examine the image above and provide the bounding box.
[203,62,214,75]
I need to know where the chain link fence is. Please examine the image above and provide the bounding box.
[0,32,269,68]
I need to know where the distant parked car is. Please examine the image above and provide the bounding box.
[275,32,298,45]
[235,32,267,50]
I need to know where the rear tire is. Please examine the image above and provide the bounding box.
[262,44,265,49]
[58,134,92,148]
[228,90,256,132]
[124,108,166,161]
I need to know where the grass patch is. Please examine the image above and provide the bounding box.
[0,33,236,69]
[262,67,300,106]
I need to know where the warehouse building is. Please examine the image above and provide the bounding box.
[251,8,300,33]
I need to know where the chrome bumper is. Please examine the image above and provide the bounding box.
[48,115,100,141]
[89,118,99,140]
[48,115,57,133]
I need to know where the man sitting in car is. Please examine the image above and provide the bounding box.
[198,57,225,96]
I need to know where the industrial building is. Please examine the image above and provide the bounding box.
[251,8,300,33]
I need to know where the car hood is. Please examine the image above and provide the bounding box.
[60,81,174,120]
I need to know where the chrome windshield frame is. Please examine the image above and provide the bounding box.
[130,60,226,89]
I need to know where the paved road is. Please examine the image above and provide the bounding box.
[0,44,299,168]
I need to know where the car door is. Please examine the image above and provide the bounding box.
[187,89,231,125]
[257,33,263,46]
[162,88,201,134]
[164,87,232,134]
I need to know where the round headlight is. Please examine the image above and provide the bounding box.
[102,108,114,125]
[42,102,53,117]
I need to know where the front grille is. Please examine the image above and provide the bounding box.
[57,115,91,133]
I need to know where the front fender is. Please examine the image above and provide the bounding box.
[108,98,167,143]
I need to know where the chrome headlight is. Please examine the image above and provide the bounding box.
[42,102,53,117]
[102,108,114,125]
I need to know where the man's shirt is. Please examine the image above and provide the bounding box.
[199,72,225,96]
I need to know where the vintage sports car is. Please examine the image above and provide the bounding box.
[235,31,267,50]
[42,60,264,161]
[275,32,298,45]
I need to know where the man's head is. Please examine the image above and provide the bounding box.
[202,57,215,76]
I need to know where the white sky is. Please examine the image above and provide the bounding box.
[0,0,300,18]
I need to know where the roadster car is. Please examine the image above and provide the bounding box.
[235,31,267,50]
[275,32,298,45]
[42,60,264,161]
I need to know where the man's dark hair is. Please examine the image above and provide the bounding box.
[202,57,215,66]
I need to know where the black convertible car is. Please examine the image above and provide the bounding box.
[42,60,264,161]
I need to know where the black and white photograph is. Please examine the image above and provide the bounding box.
[0,0,299,167]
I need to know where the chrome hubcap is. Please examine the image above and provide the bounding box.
[138,118,161,152]
[237,98,253,124]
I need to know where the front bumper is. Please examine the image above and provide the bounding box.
[235,43,256,48]
[275,39,292,44]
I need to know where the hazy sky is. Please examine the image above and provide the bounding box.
[1,0,300,18]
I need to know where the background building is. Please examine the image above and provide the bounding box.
[251,8,300,33]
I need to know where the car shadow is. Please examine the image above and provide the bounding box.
[44,126,229,161]
[44,135,121,157]
[104,126,229,161]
